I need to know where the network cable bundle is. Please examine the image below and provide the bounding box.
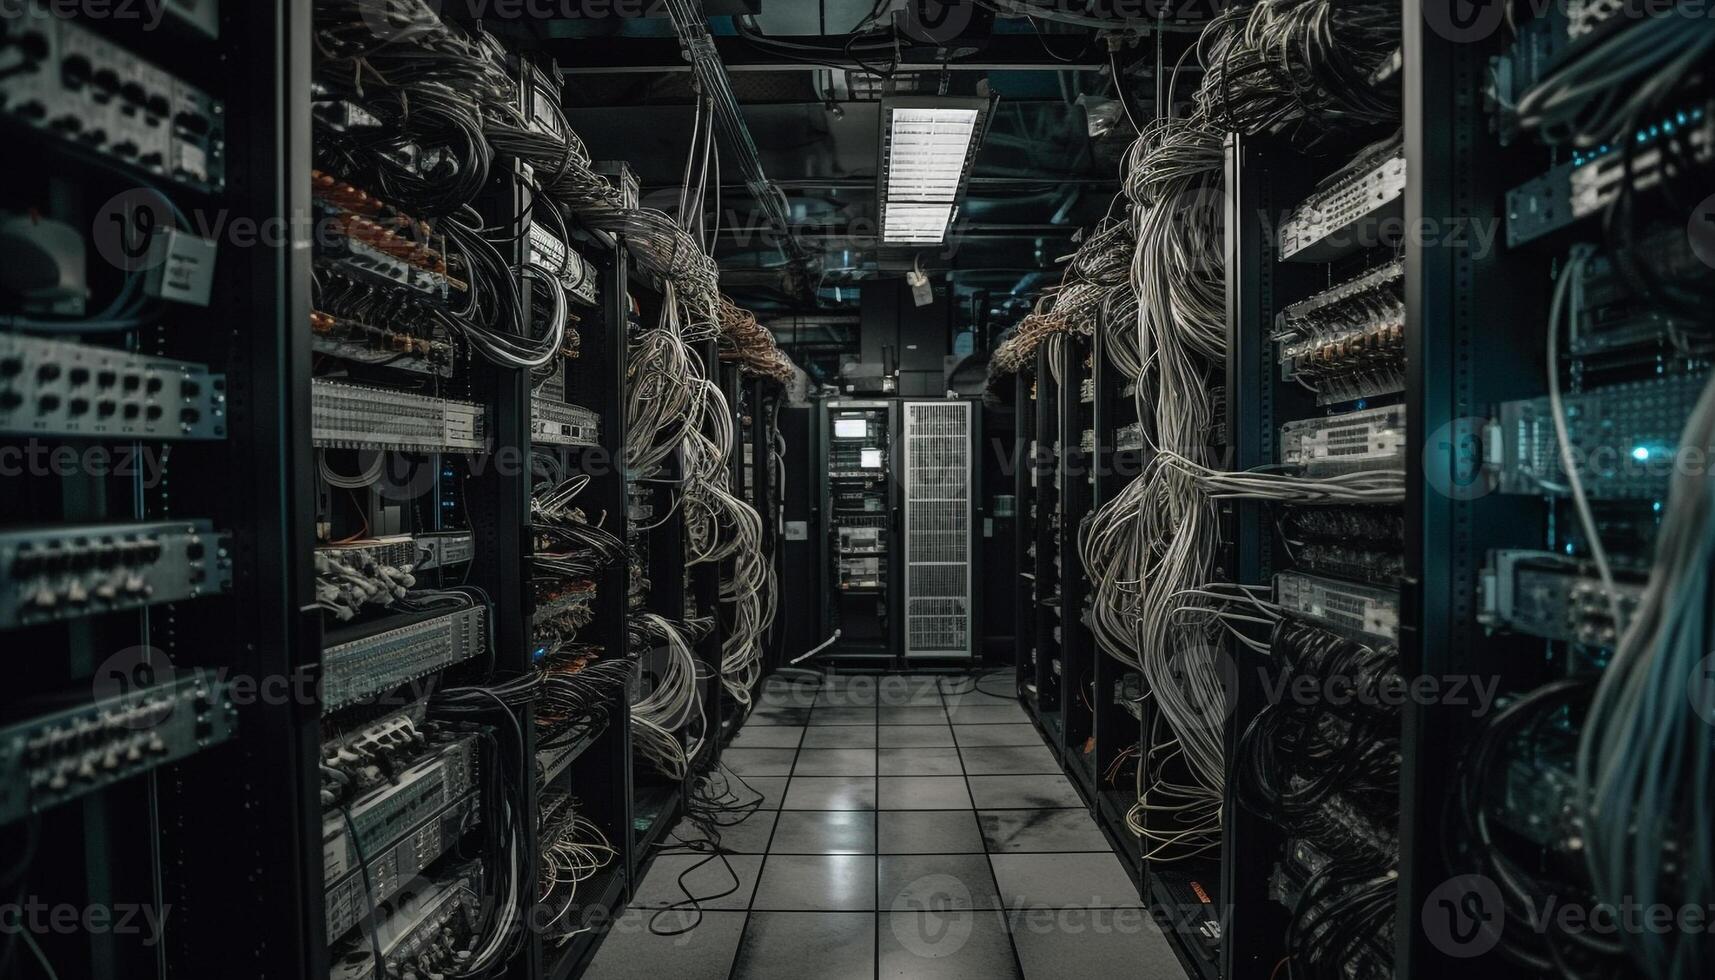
[1190,4,1408,973]
[531,471,624,657]
[986,1,1409,972]
[1237,617,1401,980]
[304,2,674,975]
[311,0,786,855]
[627,613,709,781]
[556,64,784,783]
[1434,8,1715,980]
[536,792,619,946]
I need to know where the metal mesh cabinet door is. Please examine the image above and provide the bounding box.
[902,401,974,657]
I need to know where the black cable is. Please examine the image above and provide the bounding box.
[340,807,388,975]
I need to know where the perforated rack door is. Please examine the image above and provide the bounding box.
[902,400,974,658]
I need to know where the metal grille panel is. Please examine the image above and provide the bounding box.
[903,401,973,657]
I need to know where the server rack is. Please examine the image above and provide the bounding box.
[2,7,792,979]
[1200,5,1714,979]
[817,397,981,664]
[1013,331,1229,980]
[1030,355,1062,747]
[818,398,899,660]
[0,4,324,977]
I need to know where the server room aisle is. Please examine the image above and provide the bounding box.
[585,670,1180,980]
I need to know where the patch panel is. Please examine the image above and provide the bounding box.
[1279,148,1406,263]
[315,212,456,300]
[0,333,227,440]
[1273,261,1406,405]
[526,62,569,141]
[0,6,226,192]
[314,532,471,579]
[0,521,231,629]
[1281,504,1407,583]
[321,706,429,802]
[537,736,589,789]
[325,789,478,940]
[527,223,600,307]
[328,862,485,980]
[1293,542,1406,586]
[1280,404,1407,476]
[310,310,454,377]
[1480,549,1646,647]
[309,174,455,297]
[413,530,475,571]
[316,537,417,573]
[530,398,601,448]
[1274,571,1400,644]
[1282,505,1405,547]
[320,602,488,711]
[1570,229,1708,359]
[0,670,237,824]
[312,378,487,453]
[1116,422,1145,451]
[322,734,479,884]
[532,586,597,625]
[1489,371,1711,499]
[1505,105,1713,247]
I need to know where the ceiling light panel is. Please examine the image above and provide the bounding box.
[883,203,956,243]
[879,98,989,245]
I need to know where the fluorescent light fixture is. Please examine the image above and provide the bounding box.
[878,97,990,245]
[884,203,956,243]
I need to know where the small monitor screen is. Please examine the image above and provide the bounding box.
[834,418,868,439]
[860,449,884,469]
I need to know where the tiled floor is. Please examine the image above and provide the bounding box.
[585,670,1183,980]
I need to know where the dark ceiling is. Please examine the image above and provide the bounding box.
[491,1,1178,364]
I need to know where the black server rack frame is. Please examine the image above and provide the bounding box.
[0,3,326,977]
